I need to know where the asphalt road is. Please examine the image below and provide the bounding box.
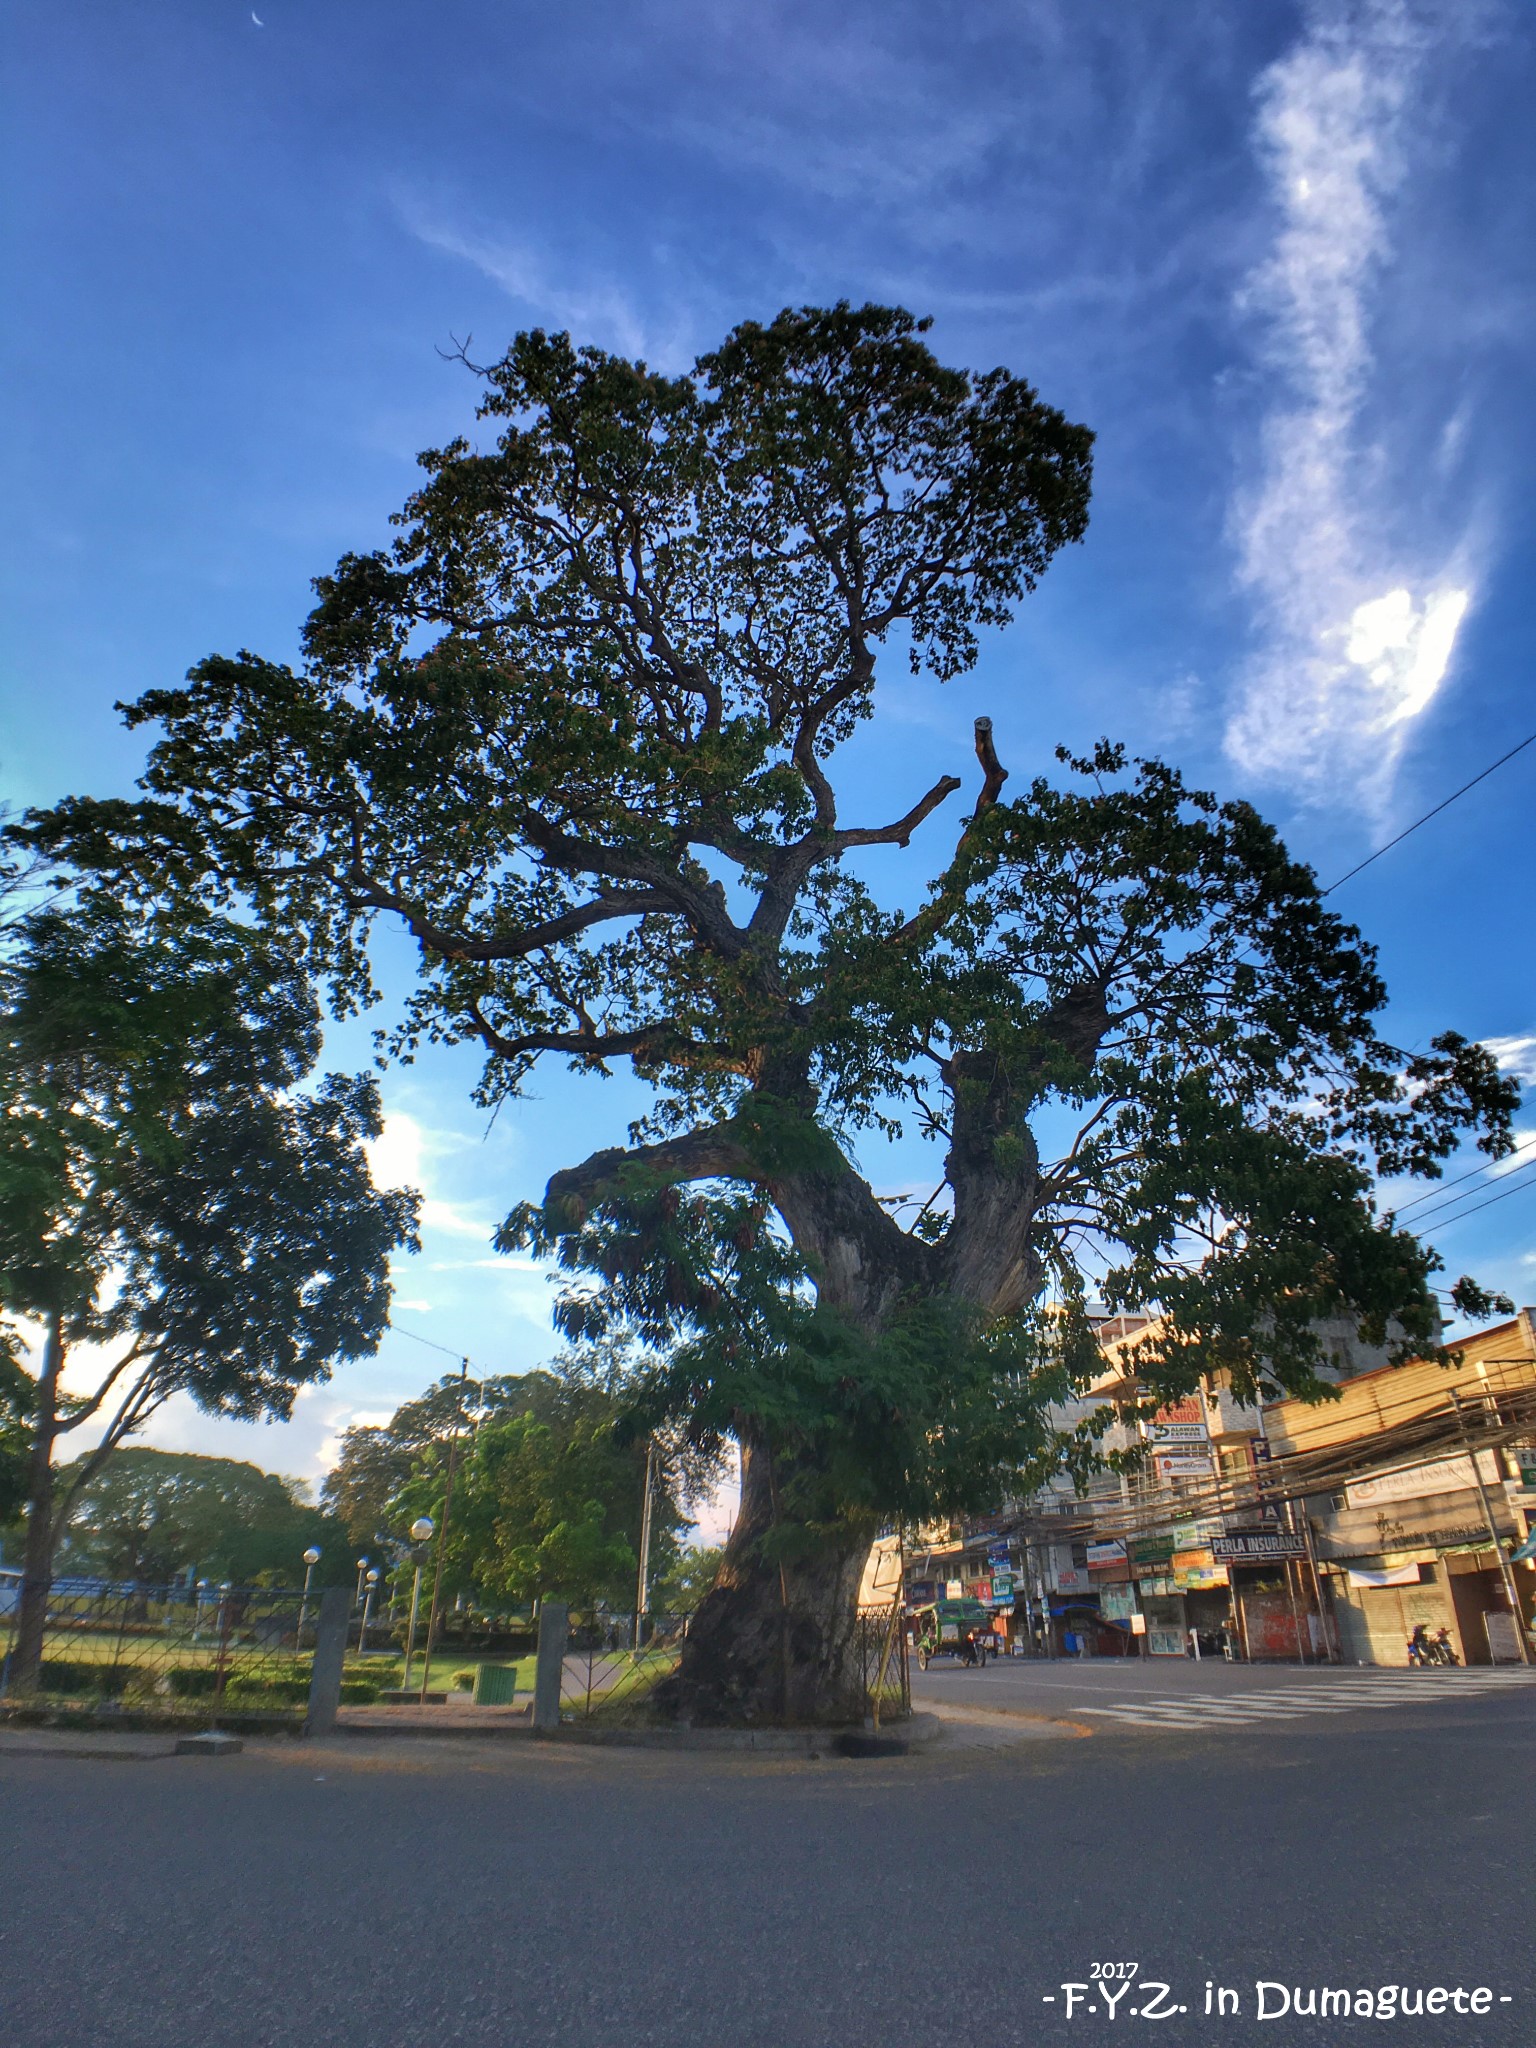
[911,1651,1536,1730]
[3,1688,1532,2048]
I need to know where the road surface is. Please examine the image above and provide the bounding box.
[3,1680,1532,2048]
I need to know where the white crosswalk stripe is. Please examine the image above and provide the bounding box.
[1080,1670,1535,1730]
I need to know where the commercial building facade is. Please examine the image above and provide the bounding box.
[896,1310,1536,1668]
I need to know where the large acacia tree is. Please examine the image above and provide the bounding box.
[25,305,1516,1722]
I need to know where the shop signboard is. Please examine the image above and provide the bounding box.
[990,1574,1014,1601]
[1146,1396,1208,1448]
[1344,1449,1501,1511]
[967,1579,992,1602]
[1249,1438,1282,1523]
[1086,1540,1127,1567]
[1130,1534,1175,1566]
[945,1579,964,1599]
[1099,1585,1138,1621]
[1053,1562,1091,1595]
[1346,1563,1423,1588]
[1154,1451,1214,1477]
[1211,1529,1306,1563]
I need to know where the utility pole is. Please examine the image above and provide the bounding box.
[633,1438,656,1653]
[418,1359,470,1705]
[1450,1388,1532,1666]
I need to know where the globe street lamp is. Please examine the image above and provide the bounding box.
[400,1517,434,1693]
[296,1545,322,1650]
[193,1579,211,1643]
[358,1568,381,1655]
[354,1557,370,1611]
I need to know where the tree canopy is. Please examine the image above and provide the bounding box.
[56,1447,349,1588]
[0,891,419,1683]
[325,1349,701,1611]
[18,302,1518,1719]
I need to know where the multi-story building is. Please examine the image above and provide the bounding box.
[894,1308,1536,1668]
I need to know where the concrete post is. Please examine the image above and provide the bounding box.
[532,1600,568,1733]
[304,1587,350,1737]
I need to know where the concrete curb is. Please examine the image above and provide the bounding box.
[537,1710,944,1756]
[923,1701,1095,1740]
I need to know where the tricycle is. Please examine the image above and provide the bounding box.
[911,1598,994,1670]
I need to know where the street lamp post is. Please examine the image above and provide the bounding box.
[192,1579,211,1644]
[358,1568,380,1655]
[296,1546,321,1650]
[633,1438,656,1654]
[354,1557,370,1611]
[400,1517,435,1693]
[419,1360,472,1707]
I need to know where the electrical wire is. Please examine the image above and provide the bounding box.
[1322,728,1536,894]
[389,1318,485,1379]
[1389,1134,1536,1217]
[1403,1153,1536,1231]
[1404,1165,1536,1236]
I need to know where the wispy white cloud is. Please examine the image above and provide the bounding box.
[1224,0,1479,813]
[1485,1034,1536,1088]
[367,1110,498,1243]
[1489,1128,1536,1178]
[392,190,682,364]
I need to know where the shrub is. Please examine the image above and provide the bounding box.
[36,1659,102,1695]
[166,1667,221,1698]
[223,1675,309,1705]
[452,1669,476,1691]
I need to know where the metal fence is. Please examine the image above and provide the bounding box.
[554,1606,910,1727]
[0,1581,390,1730]
[855,1607,911,1725]
[558,1610,690,1723]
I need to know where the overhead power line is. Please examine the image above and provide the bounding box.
[1323,728,1536,894]
[1390,1134,1536,1218]
[1400,1153,1536,1231]
[1405,1163,1536,1236]
[389,1317,486,1379]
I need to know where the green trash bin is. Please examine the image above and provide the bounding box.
[472,1663,518,1707]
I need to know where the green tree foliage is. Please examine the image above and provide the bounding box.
[654,1544,726,1614]
[56,1447,349,1587]
[17,303,1518,1718]
[321,1370,558,1550]
[328,1351,695,1609]
[0,1352,30,1526]
[0,892,419,1684]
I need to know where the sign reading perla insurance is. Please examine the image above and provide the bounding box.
[1211,1529,1307,1562]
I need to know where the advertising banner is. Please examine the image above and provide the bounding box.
[1344,1449,1501,1511]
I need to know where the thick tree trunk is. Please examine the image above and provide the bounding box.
[10,1312,64,1692]
[654,1158,915,1725]
[654,1431,876,1725]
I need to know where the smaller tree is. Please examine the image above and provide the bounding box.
[0,1349,29,1528]
[654,1544,726,1615]
[57,1448,349,1588]
[0,895,419,1686]
[322,1371,543,1551]
[353,1347,708,1610]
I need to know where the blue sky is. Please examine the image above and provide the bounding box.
[3,0,1534,1518]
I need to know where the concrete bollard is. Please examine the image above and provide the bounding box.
[304,1586,350,1738]
[532,1601,568,1733]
